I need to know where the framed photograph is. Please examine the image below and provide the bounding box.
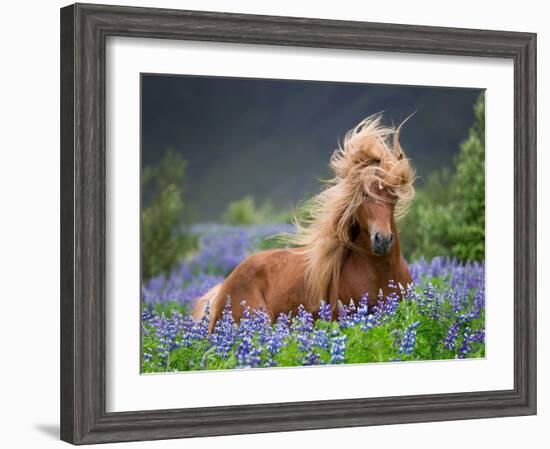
[60,3,536,444]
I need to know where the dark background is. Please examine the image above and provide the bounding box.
[141,74,483,221]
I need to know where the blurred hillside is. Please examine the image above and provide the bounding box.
[142,75,483,221]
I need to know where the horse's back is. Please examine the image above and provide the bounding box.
[212,248,308,323]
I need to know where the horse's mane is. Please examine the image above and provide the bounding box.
[288,114,416,310]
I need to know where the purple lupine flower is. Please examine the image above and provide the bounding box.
[154,314,180,365]
[179,315,196,348]
[296,331,312,353]
[178,273,224,306]
[372,291,399,325]
[399,321,420,355]
[312,329,330,351]
[360,313,375,333]
[318,301,332,321]
[330,335,347,364]
[265,331,284,364]
[141,308,153,321]
[351,294,373,331]
[472,289,485,319]
[236,335,262,368]
[447,288,462,316]
[407,257,426,285]
[407,257,485,298]
[190,227,251,276]
[251,308,272,345]
[404,282,419,300]
[275,312,291,337]
[235,336,252,367]
[303,351,320,366]
[337,301,351,328]
[141,271,223,309]
[471,329,485,344]
[236,300,255,339]
[358,293,369,309]
[169,310,187,333]
[416,283,441,320]
[457,312,475,326]
[291,305,314,334]
[191,302,210,340]
[264,328,281,354]
[263,312,292,366]
[444,322,460,351]
[210,299,237,358]
[458,327,472,359]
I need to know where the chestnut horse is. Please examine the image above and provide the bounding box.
[192,114,416,330]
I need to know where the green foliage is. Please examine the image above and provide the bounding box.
[222,195,292,225]
[399,93,485,262]
[222,196,260,225]
[141,151,197,280]
[399,169,455,261]
[447,95,485,260]
[253,234,291,251]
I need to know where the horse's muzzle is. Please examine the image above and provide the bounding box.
[372,232,393,255]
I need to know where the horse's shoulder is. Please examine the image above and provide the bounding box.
[241,248,294,265]
[238,249,303,274]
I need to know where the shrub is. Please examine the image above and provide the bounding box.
[399,93,485,262]
[222,195,293,225]
[222,196,258,225]
[447,94,485,261]
[141,151,197,280]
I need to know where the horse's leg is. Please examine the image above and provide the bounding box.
[191,283,222,323]
[231,288,270,322]
[210,283,270,330]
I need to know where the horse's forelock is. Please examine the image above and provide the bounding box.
[343,116,415,220]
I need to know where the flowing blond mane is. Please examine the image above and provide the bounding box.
[288,114,416,310]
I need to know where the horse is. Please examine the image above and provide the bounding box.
[192,114,416,331]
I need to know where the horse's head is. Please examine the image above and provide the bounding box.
[355,183,397,255]
[329,114,416,255]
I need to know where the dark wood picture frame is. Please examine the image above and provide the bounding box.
[60,2,537,444]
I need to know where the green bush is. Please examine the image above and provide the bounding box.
[399,169,454,261]
[399,93,485,262]
[141,151,197,280]
[222,196,259,225]
[222,195,292,225]
[447,95,485,261]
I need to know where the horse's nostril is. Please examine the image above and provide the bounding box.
[372,232,393,255]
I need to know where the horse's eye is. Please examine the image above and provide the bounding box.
[363,191,368,198]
